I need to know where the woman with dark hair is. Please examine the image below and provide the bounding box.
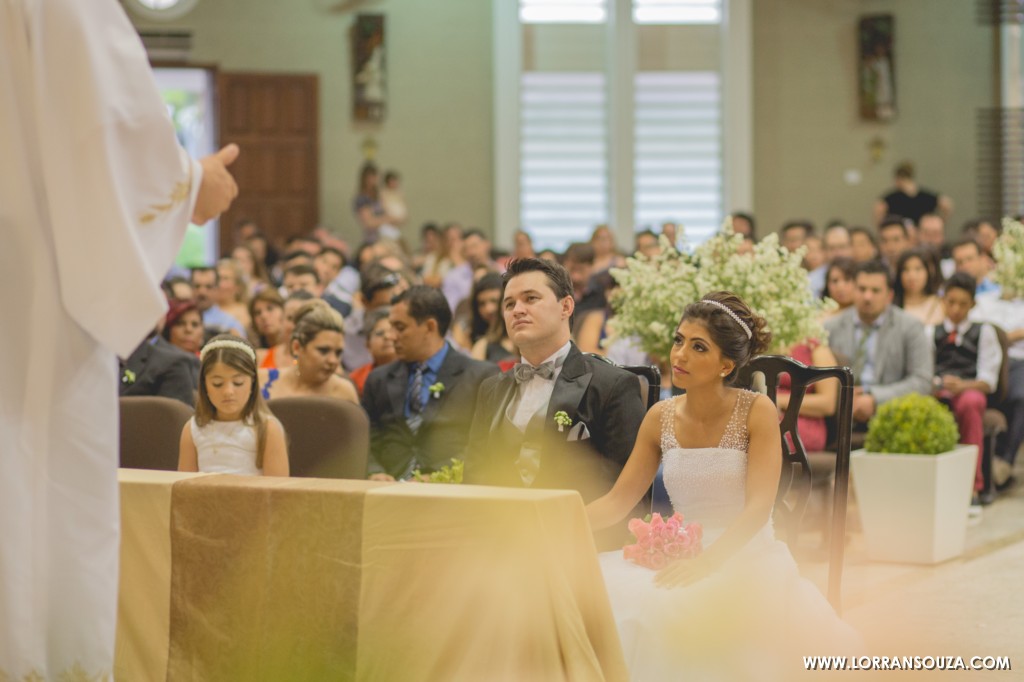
[468,273,503,346]
[893,247,944,326]
[162,299,203,356]
[821,257,857,321]
[586,291,857,677]
[248,288,286,367]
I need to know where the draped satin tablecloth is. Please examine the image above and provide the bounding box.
[114,470,627,682]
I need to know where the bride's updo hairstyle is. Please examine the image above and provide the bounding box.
[680,291,771,383]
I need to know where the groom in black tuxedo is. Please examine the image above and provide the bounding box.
[363,286,498,480]
[464,258,647,507]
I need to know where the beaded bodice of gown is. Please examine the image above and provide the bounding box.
[659,390,769,537]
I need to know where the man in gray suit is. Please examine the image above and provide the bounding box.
[825,260,933,424]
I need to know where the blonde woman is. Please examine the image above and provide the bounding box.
[258,299,359,403]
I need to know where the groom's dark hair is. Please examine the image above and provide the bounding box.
[502,258,573,301]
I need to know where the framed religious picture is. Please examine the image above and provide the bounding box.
[352,13,386,123]
[859,14,895,121]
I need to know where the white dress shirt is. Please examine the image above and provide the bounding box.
[508,341,572,432]
[971,297,1024,361]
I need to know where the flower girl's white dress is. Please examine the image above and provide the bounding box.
[599,391,860,681]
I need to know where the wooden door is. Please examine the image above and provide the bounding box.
[217,72,319,257]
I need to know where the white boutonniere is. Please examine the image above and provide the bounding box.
[429,382,445,399]
[122,369,136,385]
[554,411,572,433]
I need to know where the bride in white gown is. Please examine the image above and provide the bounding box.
[587,292,859,681]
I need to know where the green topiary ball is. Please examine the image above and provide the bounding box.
[864,393,960,455]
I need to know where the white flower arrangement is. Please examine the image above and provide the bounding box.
[608,222,834,360]
[993,217,1024,299]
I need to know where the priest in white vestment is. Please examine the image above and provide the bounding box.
[0,0,238,678]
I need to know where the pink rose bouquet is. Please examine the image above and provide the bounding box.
[623,512,703,570]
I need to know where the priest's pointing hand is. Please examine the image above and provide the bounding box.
[192,143,241,224]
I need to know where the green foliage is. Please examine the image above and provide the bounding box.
[864,393,960,455]
[413,458,464,484]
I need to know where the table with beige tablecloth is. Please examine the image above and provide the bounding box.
[114,469,627,681]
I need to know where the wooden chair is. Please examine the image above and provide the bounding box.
[583,353,662,411]
[266,396,370,479]
[980,325,1011,495]
[737,355,854,612]
[119,396,194,470]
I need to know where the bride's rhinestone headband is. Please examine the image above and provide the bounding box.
[700,299,752,339]
[200,338,257,363]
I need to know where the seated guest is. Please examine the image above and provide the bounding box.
[191,266,246,336]
[894,247,944,326]
[249,288,287,368]
[952,238,1001,299]
[775,340,839,452]
[823,224,852,262]
[261,290,316,370]
[878,216,912,272]
[162,275,193,302]
[729,211,756,240]
[281,263,321,297]
[363,286,498,480]
[231,243,271,296]
[563,242,608,334]
[343,264,407,371]
[464,258,647,516]
[918,213,954,276]
[971,292,1024,486]
[121,326,201,407]
[822,257,857,321]
[849,226,880,263]
[259,300,359,403]
[468,273,504,349]
[162,298,203,357]
[634,229,661,258]
[442,228,497,312]
[472,313,517,368]
[215,257,251,331]
[780,220,813,253]
[803,234,828,298]
[590,224,625,273]
[316,246,355,317]
[348,307,396,396]
[931,273,1002,503]
[825,260,933,426]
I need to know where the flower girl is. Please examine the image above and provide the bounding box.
[178,334,289,476]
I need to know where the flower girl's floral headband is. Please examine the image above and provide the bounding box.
[700,299,752,339]
[200,338,257,363]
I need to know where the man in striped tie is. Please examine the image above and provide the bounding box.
[363,286,497,480]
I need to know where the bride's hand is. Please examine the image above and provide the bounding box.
[654,555,714,588]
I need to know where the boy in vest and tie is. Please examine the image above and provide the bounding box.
[930,273,1003,504]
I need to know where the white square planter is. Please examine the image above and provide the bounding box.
[850,444,978,564]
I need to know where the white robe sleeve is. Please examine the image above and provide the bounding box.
[30,0,202,358]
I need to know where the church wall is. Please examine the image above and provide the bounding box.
[752,0,996,236]
[128,0,494,247]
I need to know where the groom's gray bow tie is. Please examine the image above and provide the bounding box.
[513,362,555,383]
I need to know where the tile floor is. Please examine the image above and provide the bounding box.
[794,456,1024,680]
